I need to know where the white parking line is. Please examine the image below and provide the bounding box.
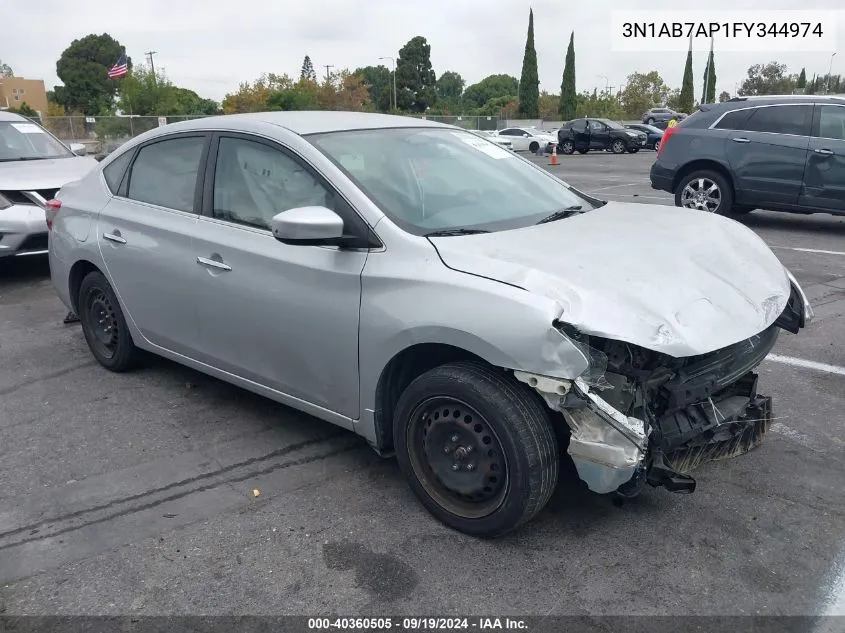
[770,246,845,257]
[765,354,845,377]
[589,182,641,191]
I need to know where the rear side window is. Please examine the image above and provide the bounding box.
[102,150,133,194]
[740,105,812,136]
[127,136,205,212]
[713,108,753,130]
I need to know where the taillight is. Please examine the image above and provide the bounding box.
[658,126,678,156]
[45,199,62,230]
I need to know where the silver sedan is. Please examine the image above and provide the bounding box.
[49,111,811,536]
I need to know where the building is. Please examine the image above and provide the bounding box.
[0,76,49,117]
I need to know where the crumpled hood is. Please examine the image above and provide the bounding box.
[430,202,791,357]
[0,156,98,191]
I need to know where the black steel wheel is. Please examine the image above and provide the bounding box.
[78,270,141,372]
[393,362,559,537]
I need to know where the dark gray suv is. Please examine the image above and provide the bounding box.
[650,95,845,217]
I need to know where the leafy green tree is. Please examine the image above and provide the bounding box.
[8,102,39,118]
[575,91,624,120]
[701,48,716,104]
[55,33,129,115]
[797,68,807,89]
[0,59,12,77]
[718,90,731,102]
[436,71,465,101]
[395,36,437,112]
[352,65,392,111]
[517,9,539,117]
[462,74,518,109]
[300,55,317,82]
[738,62,795,96]
[620,71,670,119]
[117,65,219,116]
[678,47,694,113]
[558,32,576,119]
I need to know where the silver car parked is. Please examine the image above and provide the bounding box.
[49,112,812,537]
[0,111,97,258]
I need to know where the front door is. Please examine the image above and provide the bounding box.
[799,103,845,213]
[96,133,208,356]
[724,104,812,206]
[191,133,368,419]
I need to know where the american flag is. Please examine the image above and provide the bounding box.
[108,54,128,79]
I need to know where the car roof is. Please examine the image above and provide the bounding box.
[157,111,451,136]
[0,111,28,122]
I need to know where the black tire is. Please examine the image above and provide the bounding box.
[577,148,589,155]
[78,270,141,372]
[559,140,575,154]
[611,139,626,154]
[529,141,539,153]
[653,139,661,152]
[647,117,655,125]
[675,169,734,215]
[393,362,559,537]
[628,147,639,154]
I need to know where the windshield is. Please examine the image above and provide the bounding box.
[0,120,73,161]
[308,127,597,235]
[599,119,626,130]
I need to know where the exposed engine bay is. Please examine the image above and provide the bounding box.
[514,281,810,498]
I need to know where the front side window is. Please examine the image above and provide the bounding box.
[816,105,845,140]
[308,127,599,235]
[212,136,334,230]
[0,120,73,161]
[127,136,205,212]
[740,105,811,136]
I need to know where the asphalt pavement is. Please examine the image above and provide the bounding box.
[1,150,844,620]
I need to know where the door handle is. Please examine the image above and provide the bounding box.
[102,232,126,244]
[196,256,232,271]
[814,148,834,155]
[731,137,751,143]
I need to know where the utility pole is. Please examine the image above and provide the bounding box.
[324,65,334,82]
[379,56,397,110]
[145,50,158,86]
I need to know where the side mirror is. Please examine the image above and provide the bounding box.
[70,143,87,156]
[270,206,346,245]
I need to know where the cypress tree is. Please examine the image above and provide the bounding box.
[678,42,695,112]
[517,9,539,118]
[559,32,577,119]
[701,47,716,104]
[797,68,807,89]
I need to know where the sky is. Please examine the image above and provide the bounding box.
[3,0,844,104]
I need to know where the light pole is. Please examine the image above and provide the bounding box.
[826,52,837,94]
[597,75,609,95]
[379,56,396,110]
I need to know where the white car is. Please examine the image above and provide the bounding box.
[470,130,514,150]
[493,127,557,153]
[0,111,98,258]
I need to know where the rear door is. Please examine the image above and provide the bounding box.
[588,120,609,149]
[97,133,209,355]
[722,104,812,206]
[799,103,845,213]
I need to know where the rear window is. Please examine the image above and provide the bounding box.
[103,150,133,194]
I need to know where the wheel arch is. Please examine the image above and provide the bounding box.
[68,259,103,314]
[672,160,736,197]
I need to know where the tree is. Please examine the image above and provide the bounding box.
[678,45,694,113]
[462,74,518,110]
[436,71,465,101]
[701,47,716,104]
[575,90,623,119]
[620,71,670,119]
[738,62,794,96]
[352,65,392,111]
[117,65,219,116]
[517,9,539,118]
[395,36,437,112]
[0,59,12,77]
[539,92,559,120]
[797,68,807,90]
[55,33,129,115]
[300,55,317,82]
[8,102,39,118]
[718,90,731,102]
[558,32,576,119]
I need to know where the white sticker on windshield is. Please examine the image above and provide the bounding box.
[452,132,513,159]
[10,123,45,134]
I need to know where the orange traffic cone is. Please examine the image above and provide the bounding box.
[548,144,559,166]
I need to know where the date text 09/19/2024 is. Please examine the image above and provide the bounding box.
[621,21,824,39]
[307,617,528,630]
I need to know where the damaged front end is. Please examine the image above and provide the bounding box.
[515,282,810,498]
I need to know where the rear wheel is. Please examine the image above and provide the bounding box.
[393,362,559,537]
[653,139,661,152]
[611,139,626,154]
[628,147,639,154]
[675,170,734,215]
[647,117,655,125]
[577,148,589,155]
[78,271,141,372]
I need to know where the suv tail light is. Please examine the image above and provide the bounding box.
[658,126,679,156]
[45,199,62,230]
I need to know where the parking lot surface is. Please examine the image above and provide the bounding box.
[1,151,844,617]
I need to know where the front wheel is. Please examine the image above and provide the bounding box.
[647,117,655,125]
[78,270,141,372]
[559,140,575,154]
[653,139,661,152]
[628,147,639,154]
[393,362,559,537]
[529,141,539,153]
[611,139,626,154]
[675,170,734,215]
[577,148,589,155]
